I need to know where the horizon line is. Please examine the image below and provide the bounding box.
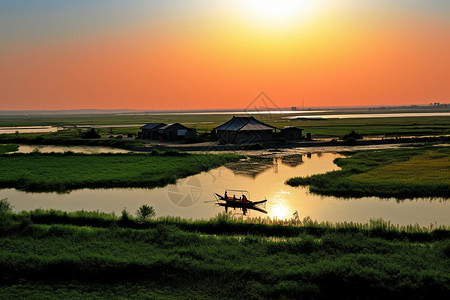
[0,103,444,114]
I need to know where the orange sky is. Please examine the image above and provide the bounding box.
[0,1,449,110]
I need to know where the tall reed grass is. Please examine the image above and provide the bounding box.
[1,209,449,299]
[5,209,448,242]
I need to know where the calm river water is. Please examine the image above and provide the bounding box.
[2,152,449,226]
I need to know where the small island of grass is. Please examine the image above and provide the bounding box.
[0,144,19,154]
[286,146,450,199]
[0,150,241,192]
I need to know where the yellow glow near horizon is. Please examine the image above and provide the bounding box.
[241,0,319,28]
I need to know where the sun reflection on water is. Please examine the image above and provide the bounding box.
[269,190,292,220]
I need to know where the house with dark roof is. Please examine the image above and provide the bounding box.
[139,123,166,139]
[158,123,197,141]
[280,126,303,140]
[214,116,277,144]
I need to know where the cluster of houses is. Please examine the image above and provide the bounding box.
[139,116,304,144]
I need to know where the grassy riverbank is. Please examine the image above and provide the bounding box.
[286,146,450,199]
[0,210,449,299]
[0,144,19,154]
[0,132,144,149]
[0,151,240,192]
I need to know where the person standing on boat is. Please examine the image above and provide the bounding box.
[224,191,228,199]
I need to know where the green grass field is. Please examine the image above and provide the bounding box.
[1,112,449,138]
[286,146,450,199]
[0,151,240,192]
[0,209,449,299]
[291,116,450,137]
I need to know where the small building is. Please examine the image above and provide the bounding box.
[214,116,277,144]
[139,123,166,139]
[280,126,303,141]
[158,123,197,141]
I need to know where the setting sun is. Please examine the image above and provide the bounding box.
[269,190,292,219]
[241,0,319,27]
[0,0,448,110]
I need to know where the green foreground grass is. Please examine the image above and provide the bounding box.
[0,151,240,192]
[0,210,449,299]
[286,146,450,199]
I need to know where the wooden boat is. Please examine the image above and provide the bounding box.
[213,190,267,215]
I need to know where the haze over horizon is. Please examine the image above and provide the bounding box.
[0,0,449,110]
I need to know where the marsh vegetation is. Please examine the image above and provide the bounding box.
[0,208,449,299]
[286,146,450,199]
[1,113,449,298]
[0,131,144,149]
[1,113,449,138]
[0,144,19,154]
[0,151,241,192]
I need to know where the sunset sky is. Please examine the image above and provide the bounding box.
[0,0,449,110]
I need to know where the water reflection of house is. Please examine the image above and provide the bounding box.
[214,116,277,144]
[225,156,274,178]
[281,154,304,167]
[139,123,166,139]
[158,123,197,141]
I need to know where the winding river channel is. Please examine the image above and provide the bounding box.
[2,150,449,226]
